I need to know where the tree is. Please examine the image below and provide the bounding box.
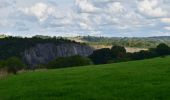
[89,48,112,64]
[47,55,92,69]
[0,60,5,69]
[111,45,126,59]
[4,57,26,74]
[156,43,170,57]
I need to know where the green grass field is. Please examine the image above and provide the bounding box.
[0,57,170,100]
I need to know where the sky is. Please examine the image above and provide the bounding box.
[0,0,170,37]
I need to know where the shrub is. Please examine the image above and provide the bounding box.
[89,48,112,64]
[156,43,170,57]
[0,60,5,69]
[107,57,131,63]
[4,57,26,74]
[35,64,46,69]
[130,50,158,60]
[47,55,92,69]
[111,45,126,59]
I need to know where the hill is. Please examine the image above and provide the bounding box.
[0,57,170,100]
[70,36,170,48]
[0,36,93,67]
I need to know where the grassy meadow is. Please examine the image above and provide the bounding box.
[0,57,170,100]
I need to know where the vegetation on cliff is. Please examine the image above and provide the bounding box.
[0,36,79,60]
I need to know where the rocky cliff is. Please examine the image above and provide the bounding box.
[22,43,94,66]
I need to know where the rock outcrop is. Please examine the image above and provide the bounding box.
[22,43,94,66]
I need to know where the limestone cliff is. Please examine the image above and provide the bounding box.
[22,43,94,66]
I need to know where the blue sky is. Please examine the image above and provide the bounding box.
[0,0,170,37]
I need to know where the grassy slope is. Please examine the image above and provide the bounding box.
[0,57,170,100]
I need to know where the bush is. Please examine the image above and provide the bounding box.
[35,64,46,69]
[130,48,159,60]
[0,60,5,69]
[4,57,26,74]
[156,43,170,57]
[47,55,92,69]
[111,45,126,59]
[107,57,131,63]
[89,48,112,64]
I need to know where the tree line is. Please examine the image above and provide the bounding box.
[0,42,170,75]
[89,43,170,64]
[82,36,170,48]
[37,43,170,70]
[0,36,78,60]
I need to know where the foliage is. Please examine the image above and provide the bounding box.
[81,36,170,48]
[0,60,5,70]
[130,50,158,60]
[155,43,170,57]
[0,36,80,60]
[4,57,26,74]
[89,48,112,64]
[89,43,170,64]
[47,55,92,69]
[111,45,126,58]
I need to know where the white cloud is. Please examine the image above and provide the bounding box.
[106,2,125,14]
[0,1,11,9]
[79,22,92,30]
[161,18,170,23]
[21,2,59,22]
[138,0,167,17]
[75,0,99,13]
[164,26,170,30]
[0,0,170,37]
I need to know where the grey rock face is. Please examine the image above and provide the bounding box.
[22,43,94,66]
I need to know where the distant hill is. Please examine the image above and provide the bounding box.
[0,34,6,38]
[1,35,170,50]
[25,35,170,49]
[32,35,52,39]
[68,36,170,48]
[149,36,170,40]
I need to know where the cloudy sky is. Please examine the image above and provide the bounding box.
[0,0,170,37]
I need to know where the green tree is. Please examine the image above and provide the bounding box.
[111,45,126,59]
[156,43,170,57]
[5,57,26,74]
[0,60,5,69]
[47,55,92,69]
[89,48,112,64]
